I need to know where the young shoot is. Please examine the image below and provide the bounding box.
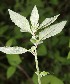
[0,5,67,84]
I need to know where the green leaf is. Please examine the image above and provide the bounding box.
[7,66,16,79]
[14,27,23,39]
[32,73,38,84]
[6,54,22,67]
[52,37,59,46]
[37,44,47,56]
[67,52,70,59]
[32,74,64,84]
[30,38,37,44]
[6,38,15,46]
[50,0,58,5]
[0,25,8,35]
[41,75,64,84]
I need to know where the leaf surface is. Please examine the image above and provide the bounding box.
[39,21,67,41]
[7,66,16,79]
[39,14,60,29]
[0,47,27,54]
[8,9,31,33]
[6,54,22,66]
[30,5,39,32]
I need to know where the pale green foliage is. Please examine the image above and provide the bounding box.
[29,46,36,55]
[8,6,67,45]
[39,14,60,29]
[0,5,67,84]
[39,21,67,41]
[40,71,49,77]
[30,5,39,33]
[0,47,27,54]
[8,9,31,33]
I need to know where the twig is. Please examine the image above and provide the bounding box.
[17,65,34,84]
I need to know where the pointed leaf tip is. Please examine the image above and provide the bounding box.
[39,20,67,40]
[8,9,10,11]
[34,5,37,8]
[30,5,39,29]
[62,20,67,24]
[8,9,31,33]
[7,66,16,79]
[39,14,60,29]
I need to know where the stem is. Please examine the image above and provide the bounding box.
[34,46,41,84]
[29,42,41,84]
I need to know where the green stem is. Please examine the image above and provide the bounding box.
[29,44,41,84]
[34,46,41,84]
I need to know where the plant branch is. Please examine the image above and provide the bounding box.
[33,46,41,84]
[34,53,41,84]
